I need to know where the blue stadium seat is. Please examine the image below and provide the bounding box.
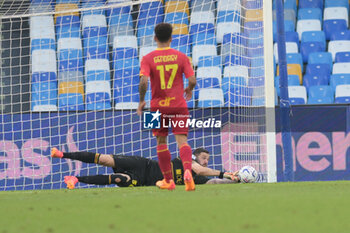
[114,67,139,80]
[190,23,215,34]
[250,67,264,78]
[273,20,295,39]
[84,36,108,50]
[330,30,350,40]
[31,38,56,52]
[308,52,333,70]
[86,70,110,82]
[58,93,84,111]
[194,77,220,99]
[86,92,111,110]
[308,96,334,104]
[335,52,350,63]
[114,58,139,71]
[244,0,262,9]
[335,85,350,103]
[114,77,139,103]
[56,26,80,39]
[138,1,164,26]
[58,50,83,73]
[252,97,265,106]
[56,0,80,4]
[250,57,264,68]
[303,74,330,90]
[197,56,222,68]
[217,10,241,23]
[137,24,155,39]
[287,53,303,72]
[290,98,306,105]
[191,33,216,45]
[112,48,137,61]
[198,100,223,107]
[249,77,264,87]
[244,21,263,37]
[325,0,349,11]
[32,72,56,83]
[171,34,190,54]
[171,36,191,55]
[223,33,246,46]
[306,64,331,76]
[298,8,322,21]
[323,20,348,40]
[83,27,108,38]
[275,75,300,96]
[300,42,325,63]
[106,4,131,18]
[222,76,246,94]
[308,85,334,100]
[248,43,264,59]
[330,74,350,89]
[285,31,300,45]
[56,15,80,28]
[299,0,323,9]
[31,0,55,4]
[165,12,188,25]
[247,33,263,48]
[31,82,57,107]
[109,14,133,27]
[301,31,326,48]
[273,0,297,13]
[85,45,108,60]
[224,55,249,67]
[224,86,252,106]
[81,1,105,16]
[335,97,350,103]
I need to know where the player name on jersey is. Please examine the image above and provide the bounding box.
[153,55,178,63]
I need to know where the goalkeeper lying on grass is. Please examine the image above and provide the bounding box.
[51,147,240,189]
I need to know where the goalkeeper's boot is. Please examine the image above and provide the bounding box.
[51,147,63,158]
[64,176,78,189]
[184,169,195,191]
[156,179,176,190]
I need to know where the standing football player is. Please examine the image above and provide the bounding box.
[137,23,196,191]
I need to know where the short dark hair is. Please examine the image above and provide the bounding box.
[154,23,173,43]
[193,148,210,156]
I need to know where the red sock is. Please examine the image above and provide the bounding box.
[179,143,192,172]
[157,144,173,182]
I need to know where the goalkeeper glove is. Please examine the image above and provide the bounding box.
[219,171,234,180]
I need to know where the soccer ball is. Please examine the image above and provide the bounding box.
[238,166,258,183]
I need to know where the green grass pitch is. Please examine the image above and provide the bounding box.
[1,181,349,233]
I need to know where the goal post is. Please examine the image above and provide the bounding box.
[0,0,277,191]
[263,0,277,183]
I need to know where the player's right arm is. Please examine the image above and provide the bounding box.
[184,75,196,101]
[182,55,196,101]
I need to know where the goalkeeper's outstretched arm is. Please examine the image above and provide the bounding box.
[192,160,237,180]
[206,178,239,184]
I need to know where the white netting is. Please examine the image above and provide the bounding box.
[0,0,270,190]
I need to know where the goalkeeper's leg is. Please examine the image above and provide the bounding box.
[64,173,132,189]
[51,147,115,167]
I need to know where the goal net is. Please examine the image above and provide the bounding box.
[0,0,275,190]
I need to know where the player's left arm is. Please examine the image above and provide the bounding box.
[192,160,237,180]
[138,57,150,115]
[137,75,148,115]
